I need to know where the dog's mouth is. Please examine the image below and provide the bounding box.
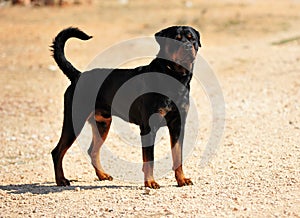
[178,52,195,64]
[179,42,195,56]
[172,49,196,71]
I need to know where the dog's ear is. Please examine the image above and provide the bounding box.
[193,29,201,48]
[155,29,168,46]
[155,26,177,45]
[155,30,165,39]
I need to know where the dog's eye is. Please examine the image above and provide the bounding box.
[176,34,182,40]
[187,33,193,40]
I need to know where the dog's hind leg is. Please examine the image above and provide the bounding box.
[51,87,87,186]
[88,115,113,181]
[52,119,76,186]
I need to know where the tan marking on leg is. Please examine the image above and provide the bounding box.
[171,141,182,171]
[143,162,160,189]
[158,107,171,117]
[171,141,193,187]
[88,114,112,181]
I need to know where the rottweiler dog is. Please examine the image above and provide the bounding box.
[51,26,201,189]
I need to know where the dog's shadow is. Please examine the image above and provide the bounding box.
[0,181,136,195]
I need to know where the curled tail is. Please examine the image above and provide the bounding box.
[51,27,92,83]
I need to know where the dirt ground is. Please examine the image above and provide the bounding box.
[0,0,300,217]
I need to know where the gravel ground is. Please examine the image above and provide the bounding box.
[0,1,299,217]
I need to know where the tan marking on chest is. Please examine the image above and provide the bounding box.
[158,107,172,117]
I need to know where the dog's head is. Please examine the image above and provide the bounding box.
[155,26,201,75]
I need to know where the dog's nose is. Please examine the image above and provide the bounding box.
[184,42,193,50]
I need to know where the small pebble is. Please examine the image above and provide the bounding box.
[44,136,51,141]
[144,187,151,195]
[31,134,38,139]
[48,65,58,72]
[74,187,80,192]
[7,136,17,141]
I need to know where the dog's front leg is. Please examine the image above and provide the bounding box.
[168,118,193,187]
[140,127,160,189]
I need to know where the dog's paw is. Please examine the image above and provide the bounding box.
[177,177,193,187]
[56,177,71,186]
[144,180,160,189]
[96,171,113,181]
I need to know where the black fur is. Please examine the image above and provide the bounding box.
[51,27,92,82]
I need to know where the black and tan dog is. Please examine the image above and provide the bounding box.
[51,26,201,188]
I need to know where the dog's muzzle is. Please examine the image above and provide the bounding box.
[183,42,193,51]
